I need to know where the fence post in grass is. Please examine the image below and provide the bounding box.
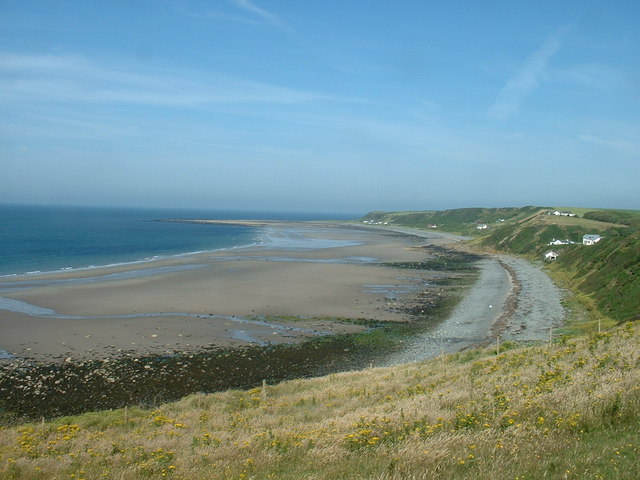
[124,405,128,422]
[262,379,267,401]
[496,336,500,355]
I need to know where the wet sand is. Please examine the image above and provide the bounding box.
[0,223,459,361]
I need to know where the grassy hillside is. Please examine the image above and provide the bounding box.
[476,212,625,256]
[582,209,640,228]
[2,322,638,479]
[362,207,542,235]
[2,205,637,479]
[548,229,640,324]
[471,208,639,324]
[361,206,639,324]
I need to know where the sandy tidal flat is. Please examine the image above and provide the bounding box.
[0,224,455,361]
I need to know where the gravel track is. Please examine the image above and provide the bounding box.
[497,255,565,341]
[383,254,565,366]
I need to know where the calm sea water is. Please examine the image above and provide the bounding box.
[0,204,357,277]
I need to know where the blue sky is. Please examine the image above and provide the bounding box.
[1,1,639,213]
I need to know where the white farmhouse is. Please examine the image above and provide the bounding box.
[548,239,576,246]
[583,234,602,246]
[549,210,577,217]
[544,251,559,261]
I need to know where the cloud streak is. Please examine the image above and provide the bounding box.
[487,29,564,120]
[578,134,640,157]
[231,0,289,31]
[0,52,338,108]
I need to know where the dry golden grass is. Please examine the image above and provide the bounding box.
[2,323,639,479]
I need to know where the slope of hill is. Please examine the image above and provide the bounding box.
[1,322,638,479]
[583,209,640,228]
[472,208,639,324]
[362,206,639,324]
[549,229,640,323]
[1,206,638,479]
[362,207,542,235]
[476,210,626,256]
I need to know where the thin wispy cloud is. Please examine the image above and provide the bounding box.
[0,52,335,107]
[487,29,564,120]
[579,134,640,157]
[165,0,291,31]
[231,0,288,30]
[554,64,622,92]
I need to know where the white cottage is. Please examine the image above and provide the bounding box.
[544,251,559,261]
[583,234,602,246]
[549,239,576,246]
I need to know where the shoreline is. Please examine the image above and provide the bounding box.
[1,222,459,363]
[0,222,565,364]
[489,257,522,341]
[0,222,570,418]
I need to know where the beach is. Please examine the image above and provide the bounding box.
[0,223,464,362]
[0,221,570,418]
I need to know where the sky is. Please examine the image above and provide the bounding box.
[1,1,639,214]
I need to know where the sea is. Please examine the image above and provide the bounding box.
[0,204,359,277]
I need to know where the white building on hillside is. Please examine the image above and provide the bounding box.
[544,251,559,261]
[583,234,602,246]
[548,239,575,246]
[549,210,577,217]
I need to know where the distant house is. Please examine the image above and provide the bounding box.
[476,224,488,230]
[583,234,602,246]
[362,220,389,225]
[548,239,575,246]
[544,251,559,261]
[548,210,576,217]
